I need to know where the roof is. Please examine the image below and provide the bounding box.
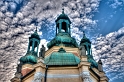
[29,31,40,40]
[87,55,98,68]
[47,33,78,48]
[20,51,37,65]
[80,33,91,45]
[55,9,71,23]
[44,48,80,65]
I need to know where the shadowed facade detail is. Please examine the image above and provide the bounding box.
[11,10,109,82]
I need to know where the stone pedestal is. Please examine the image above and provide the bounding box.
[11,77,21,82]
[99,72,109,82]
[11,72,22,82]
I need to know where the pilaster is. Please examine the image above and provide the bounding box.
[32,57,46,82]
[79,55,92,82]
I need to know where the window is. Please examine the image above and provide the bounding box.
[29,41,33,51]
[34,41,38,52]
[62,22,66,32]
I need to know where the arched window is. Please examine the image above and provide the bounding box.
[34,41,38,52]
[62,22,66,32]
[29,41,33,51]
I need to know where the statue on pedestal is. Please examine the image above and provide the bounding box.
[79,45,86,56]
[98,59,103,72]
[39,45,45,58]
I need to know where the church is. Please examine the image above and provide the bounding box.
[11,10,109,82]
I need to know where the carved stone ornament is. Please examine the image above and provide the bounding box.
[81,71,92,82]
[32,72,44,82]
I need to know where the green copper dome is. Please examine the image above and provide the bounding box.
[80,33,91,44]
[47,33,78,49]
[55,9,71,23]
[29,31,40,40]
[20,51,37,65]
[44,48,80,65]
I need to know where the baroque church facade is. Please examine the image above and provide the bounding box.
[11,10,109,82]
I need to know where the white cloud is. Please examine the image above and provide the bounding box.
[108,0,124,8]
[92,27,124,82]
[0,0,101,82]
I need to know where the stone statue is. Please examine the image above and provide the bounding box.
[16,62,23,73]
[98,59,103,72]
[79,45,86,56]
[14,62,22,78]
[39,45,45,58]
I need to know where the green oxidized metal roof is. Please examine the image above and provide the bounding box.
[29,31,40,40]
[87,55,98,68]
[47,33,78,49]
[80,33,91,44]
[44,48,80,65]
[20,51,37,65]
[55,9,71,23]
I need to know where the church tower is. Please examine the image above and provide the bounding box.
[11,10,109,82]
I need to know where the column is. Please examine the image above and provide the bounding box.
[32,59,45,82]
[32,40,35,51]
[59,22,62,33]
[56,26,57,35]
[86,44,90,55]
[36,44,39,56]
[27,40,31,51]
[69,25,71,35]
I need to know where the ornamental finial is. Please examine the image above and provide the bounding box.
[35,21,38,32]
[62,8,64,14]
[35,26,37,32]
[83,31,85,38]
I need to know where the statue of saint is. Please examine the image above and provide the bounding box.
[39,45,45,58]
[98,59,103,72]
[79,45,86,56]
[16,62,23,73]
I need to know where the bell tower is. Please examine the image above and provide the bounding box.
[80,32,91,55]
[80,32,98,68]
[27,28,40,55]
[55,9,71,35]
[19,28,40,77]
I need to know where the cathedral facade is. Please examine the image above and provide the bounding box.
[11,10,109,82]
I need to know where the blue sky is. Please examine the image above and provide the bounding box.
[93,0,124,36]
[0,0,124,82]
